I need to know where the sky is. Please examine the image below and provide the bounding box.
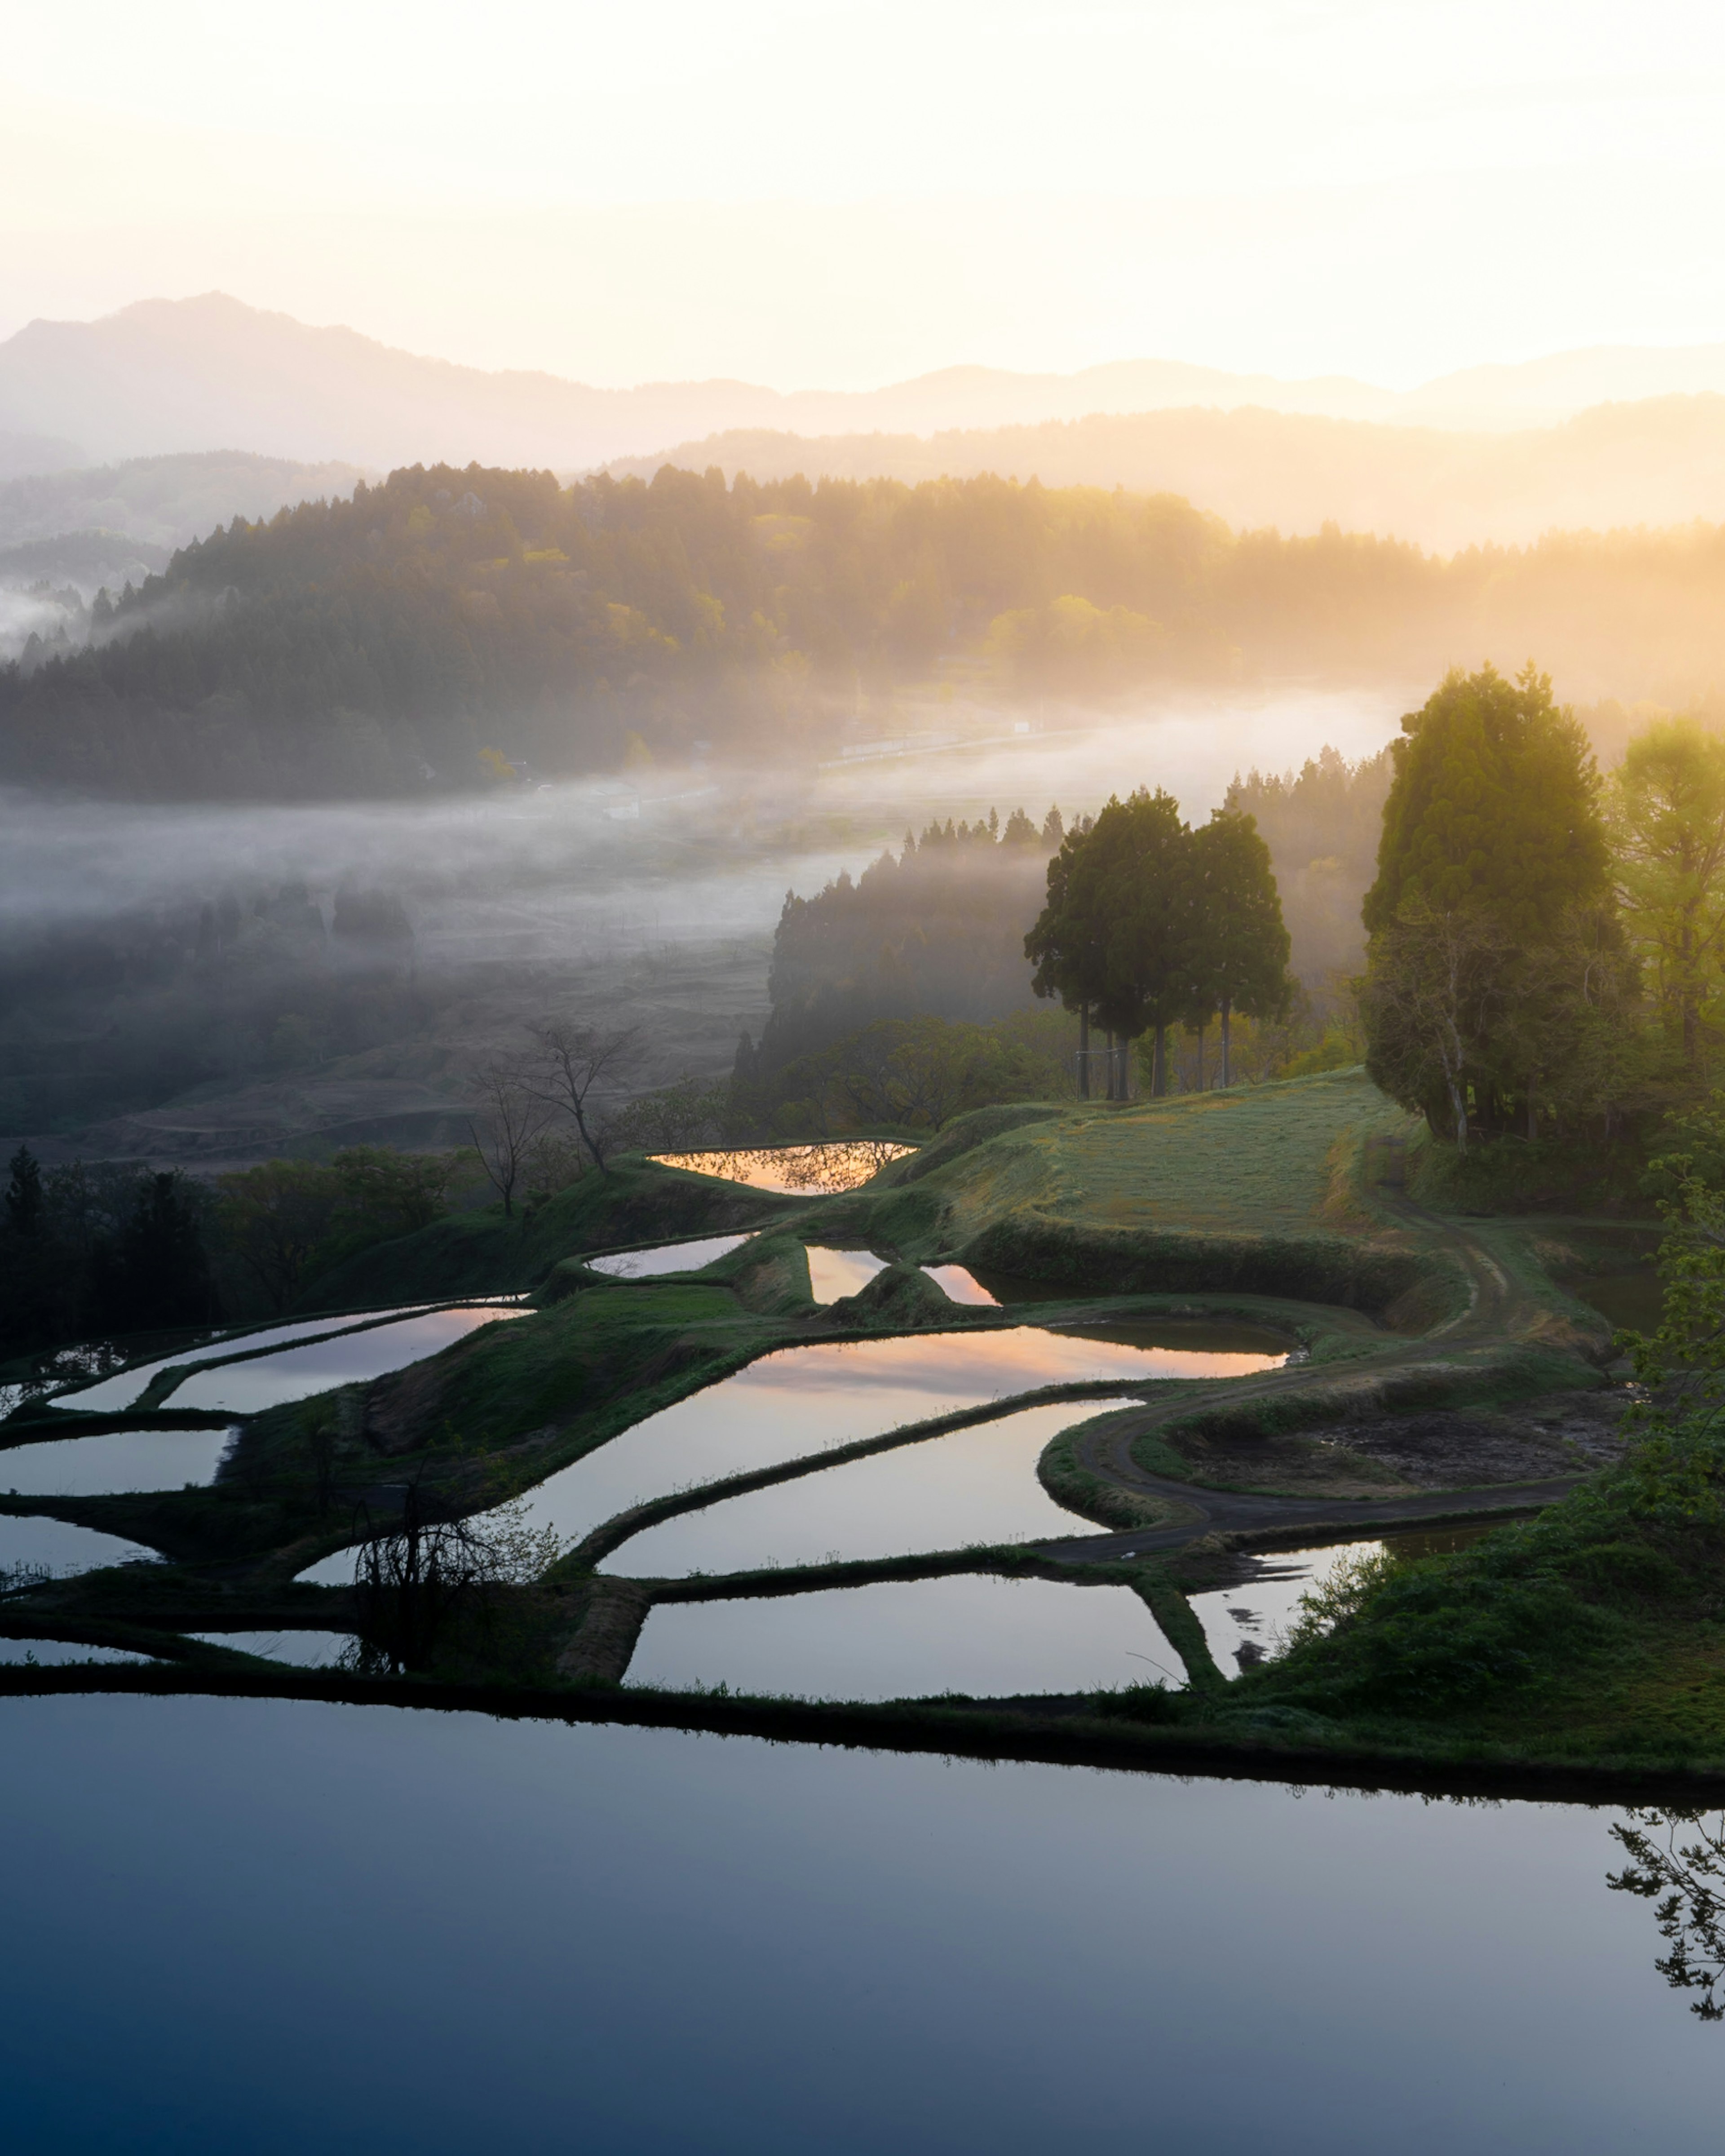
[5,0,1725,389]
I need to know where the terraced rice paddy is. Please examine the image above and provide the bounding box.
[165,1307,520,1413]
[0,1426,234,1495]
[603,1398,1143,1575]
[648,1140,915,1193]
[587,1234,753,1278]
[627,1573,1181,1700]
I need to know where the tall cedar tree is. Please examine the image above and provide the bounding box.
[1027,790,1206,1097]
[1026,814,1108,1093]
[93,1173,219,1333]
[1186,810,1292,1086]
[1363,663,1609,938]
[1093,789,1197,1097]
[1609,717,1725,1068]
[1362,663,1616,1139]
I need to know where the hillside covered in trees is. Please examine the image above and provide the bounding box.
[749,806,1066,1072]
[9,460,1725,799]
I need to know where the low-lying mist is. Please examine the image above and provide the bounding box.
[0,686,1402,1164]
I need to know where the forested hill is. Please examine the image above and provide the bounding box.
[6,460,1725,799]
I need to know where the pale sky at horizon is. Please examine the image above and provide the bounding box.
[4,0,1725,390]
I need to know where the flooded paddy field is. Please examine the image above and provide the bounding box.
[628,1572,1180,1698]
[442,1324,1284,1564]
[0,1695,1717,2154]
[0,1426,234,1495]
[159,1307,520,1414]
[604,1397,1144,1576]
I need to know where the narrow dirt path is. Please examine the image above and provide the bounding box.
[1057,1195,1608,1563]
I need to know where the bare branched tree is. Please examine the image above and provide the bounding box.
[527,1021,642,1174]
[467,1055,555,1217]
[349,1478,566,1673]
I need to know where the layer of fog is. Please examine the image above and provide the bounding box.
[0,684,1404,957]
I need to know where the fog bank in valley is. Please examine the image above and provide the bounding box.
[0,687,1401,1165]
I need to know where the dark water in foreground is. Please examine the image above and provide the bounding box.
[0,1696,1716,2153]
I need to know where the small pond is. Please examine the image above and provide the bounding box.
[1190,1539,1383,1672]
[0,1515,156,1579]
[603,1397,1143,1576]
[627,1573,1181,1700]
[587,1234,753,1279]
[166,1306,522,1413]
[1190,1525,1502,1673]
[649,1140,915,1193]
[50,1307,433,1413]
[0,1426,234,1496]
[805,1245,889,1302]
[1551,1227,1664,1335]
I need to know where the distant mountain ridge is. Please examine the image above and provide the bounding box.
[11,293,1725,476]
[611,396,1725,553]
[0,450,367,556]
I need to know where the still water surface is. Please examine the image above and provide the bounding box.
[921,1262,1000,1305]
[804,1245,889,1302]
[0,1426,234,1495]
[630,1573,1177,1697]
[0,1516,155,1576]
[587,1234,752,1278]
[419,1328,1278,1570]
[190,1631,353,1667]
[49,1309,430,1412]
[605,1398,1141,1576]
[167,1307,520,1412]
[0,1693,1715,2153]
[649,1139,915,1192]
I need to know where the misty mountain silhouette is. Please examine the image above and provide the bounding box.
[12,295,1725,487]
[611,395,1725,553]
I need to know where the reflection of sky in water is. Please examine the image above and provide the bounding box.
[649,1141,914,1192]
[190,1632,352,1668]
[5,1689,1722,2144]
[588,1235,752,1279]
[922,1264,1000,1306]
[1190,1541,1382,1673]
[605,1399,1141,1576]
[52,1308,430,1413]
[449,1329,1271,1559]
[628,1574,1181,1701]
[167,1308,520,1412]
[0,1427,234,1496]
[805,1247,889,1302]
[0,1515,155,1576]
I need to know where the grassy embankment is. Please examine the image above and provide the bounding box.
[9,1067,1700,1792]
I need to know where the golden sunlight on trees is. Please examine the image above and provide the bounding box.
[1026,789,1290,1099]
[1361,664,1635,1147]
[1610,718,1725,1070]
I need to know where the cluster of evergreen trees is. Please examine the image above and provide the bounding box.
[0,1148,218,1358]
[1225,746,1393,981]
[8,460,1725,799]
[1025,793,1292,1095]
[748,805,1064,1072]
[0,1140,469,1368]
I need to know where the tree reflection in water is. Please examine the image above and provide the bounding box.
[648,1141,915,1195]
[1609,1810,1725,2020]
